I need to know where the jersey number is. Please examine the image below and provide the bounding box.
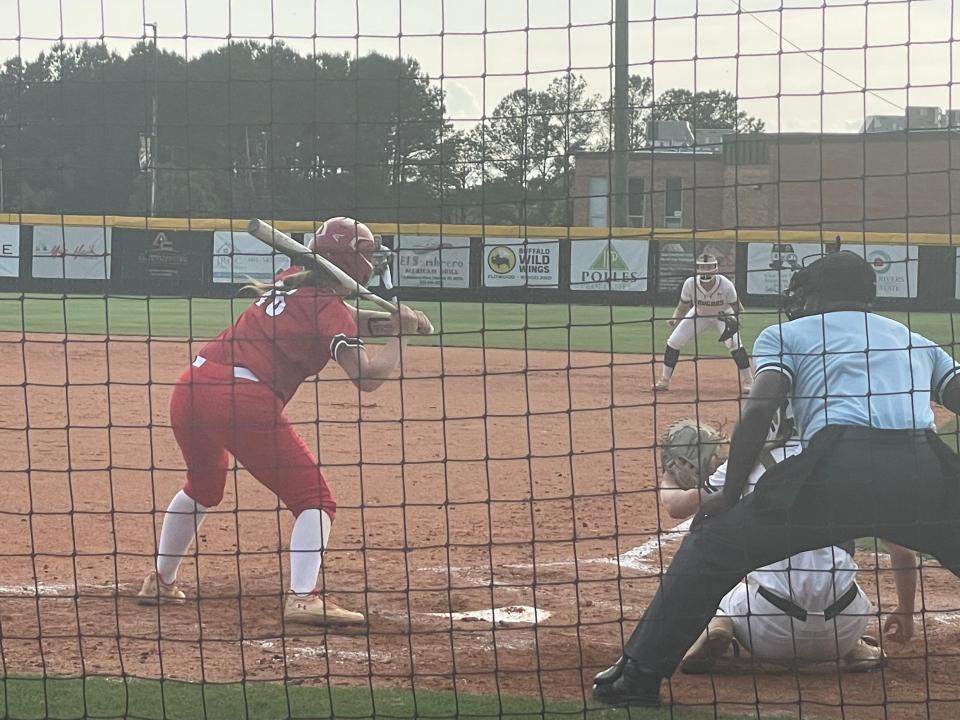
[256,288,298,317]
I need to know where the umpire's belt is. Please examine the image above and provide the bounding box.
[756,583,859,622]
[833,426,932,442]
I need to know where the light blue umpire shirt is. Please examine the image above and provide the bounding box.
[753,311,960,442]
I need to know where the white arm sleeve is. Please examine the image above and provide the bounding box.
[679,277,695,304]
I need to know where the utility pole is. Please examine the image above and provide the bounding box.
[612,0,629,228]
[144,22,159,216]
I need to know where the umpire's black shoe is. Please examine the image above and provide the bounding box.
[592,656,626,685]
[592,657,663,708]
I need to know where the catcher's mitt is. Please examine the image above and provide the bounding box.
[660,419,726,490]
[718,314,739,342]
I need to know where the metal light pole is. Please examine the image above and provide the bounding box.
[612,0,629,228]
[144,22,159,216]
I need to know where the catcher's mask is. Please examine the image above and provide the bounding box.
[696,253,719,284]
[660,420,726,489]
[783,250,875,321]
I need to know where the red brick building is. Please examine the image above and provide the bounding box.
[572,130,960,235]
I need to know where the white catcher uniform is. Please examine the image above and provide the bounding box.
[705,442,871,661]
[668,274,742,352]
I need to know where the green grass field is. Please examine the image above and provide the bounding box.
[0,676,758,720]
[2,294,959,355]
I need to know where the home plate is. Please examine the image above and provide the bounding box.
[427,605,550,625]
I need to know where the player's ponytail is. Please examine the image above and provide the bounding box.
[242,267,338,296]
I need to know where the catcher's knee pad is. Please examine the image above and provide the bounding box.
[731,347,750,370]
[663,345,681,368]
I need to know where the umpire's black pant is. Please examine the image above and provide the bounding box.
[624,426,960,677]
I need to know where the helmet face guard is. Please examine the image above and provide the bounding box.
[695,254,719,283]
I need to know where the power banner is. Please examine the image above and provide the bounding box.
[33,226,112,280]
[747,243,919,298]
[570,238,649,292]
[395,234,470,289]
[112,229,211,287]
[657,239,736,294]
[483,238,559,288]
[213,230,292,284]
[0,224,19,277]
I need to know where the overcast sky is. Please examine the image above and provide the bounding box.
[0,0,956,132]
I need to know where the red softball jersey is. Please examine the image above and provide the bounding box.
[198,270,363,404]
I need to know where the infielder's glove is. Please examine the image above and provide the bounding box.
[718,314,739,343]
[660,419,725,490]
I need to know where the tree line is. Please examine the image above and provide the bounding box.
[0,41,763,225]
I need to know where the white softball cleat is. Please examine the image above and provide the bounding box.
[652,380,670,392]
[136,571,186,605]
[284,592,366,628]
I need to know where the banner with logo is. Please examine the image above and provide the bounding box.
[213,230,292,284]
[657,239,735,294]
[0,224,19,277]
[33,225,112,279]
[396,234,470,289]
[113,229,211,286]
[746,242,825,295]
[570,238,649,292]
[747,243,918,298]
[483,238,559,288]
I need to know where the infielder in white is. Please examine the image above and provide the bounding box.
[655,253,753,395]
[658,408,918,672]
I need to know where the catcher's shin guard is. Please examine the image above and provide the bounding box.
[679,616,735,674]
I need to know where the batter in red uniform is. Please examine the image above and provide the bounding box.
[137,217,431,628]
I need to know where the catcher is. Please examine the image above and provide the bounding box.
[646,410,917,672]
[137,217,432,628]
[653,254,753,396]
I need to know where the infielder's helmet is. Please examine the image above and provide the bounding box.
[308,217,377,285]
[783,250,875,320]
[695,253,719,279]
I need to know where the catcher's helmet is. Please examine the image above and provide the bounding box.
[695,253,719,281]
[783,250,875,320]
[307,217,378,285]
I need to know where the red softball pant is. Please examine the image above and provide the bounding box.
[168,360,336,518]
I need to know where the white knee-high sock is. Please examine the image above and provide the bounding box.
[156,490,209,584]
[289,509,332,595]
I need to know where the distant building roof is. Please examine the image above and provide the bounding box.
[647,120,694,147]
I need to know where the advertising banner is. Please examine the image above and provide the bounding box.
[483,238,559,288]
[213,230,292,284]
[748,242,919,298]
[570,238,649,292]
[33,225,112,279]
[0,224,19,277]
[657,239,736,295]
[396,234,470,289]
[113,229,211,286]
